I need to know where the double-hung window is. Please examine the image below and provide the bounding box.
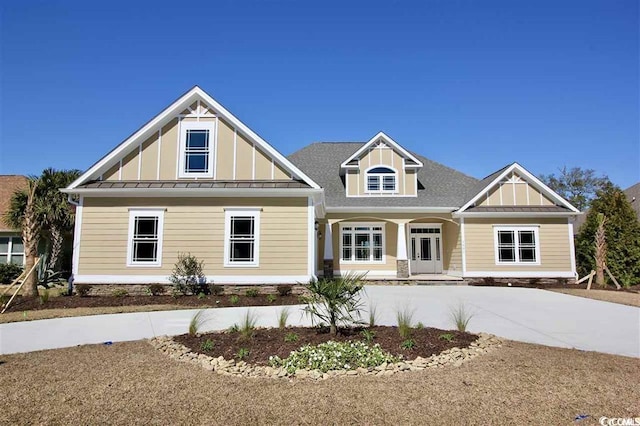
[366,167,397,193]
[340,223,384,263]
[0,236,25,265]
[224,209,260,267]
[179,121,216,178]
[494,226,540,265]
[127,209,165,267]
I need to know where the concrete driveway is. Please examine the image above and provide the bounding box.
[1,286,638,357]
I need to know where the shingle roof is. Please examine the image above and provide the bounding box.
[624,182,640,220]
[79,180,311,189]
[287,142,479,208]
[0,175,28,232]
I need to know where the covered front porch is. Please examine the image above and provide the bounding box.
[317,213,464,280]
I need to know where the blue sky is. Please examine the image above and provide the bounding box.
[1,0,638,187]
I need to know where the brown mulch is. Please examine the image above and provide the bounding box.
[1,340,638,425]
[549,288,640,307]
[175,326,477,364]
[4,293,302,313]
[471,280,640,293]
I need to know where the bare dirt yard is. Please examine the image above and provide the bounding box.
[549,289,640,307]
[1,340,638,425]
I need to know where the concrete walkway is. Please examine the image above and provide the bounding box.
[1,286,638,357]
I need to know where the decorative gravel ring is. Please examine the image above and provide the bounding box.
[148,332,503,380]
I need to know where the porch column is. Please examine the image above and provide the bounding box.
[323,222,334,279]
[396,221,409,278]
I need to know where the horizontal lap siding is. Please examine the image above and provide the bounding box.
[464,218,571,272]
[78,197,308,276]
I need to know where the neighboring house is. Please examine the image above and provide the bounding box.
[572,182,640,233]
[62,86,581,286]
[0,175,28,265]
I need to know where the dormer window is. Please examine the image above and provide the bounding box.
[178,121,216,178]
[366,167,397,193]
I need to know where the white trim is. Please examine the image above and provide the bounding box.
[156,129,162,180]
[339,222,386,264]
[463,271,576,278]
[118,159,122,180]
[396,222,408,261]
[271,159,275,180]
[175,118,181,179]
[252,143,256,180]
[363,165,399,195]
[177,120,216,178]
[223,208,261,268]
[0,235,25,266]
[67,86,321,190]
[407,223,444,274]
[232,128,237,180]
[71,196,84,276]
[137,143,142,180]
[458,163,580,213]
[213,116,219,179]
[493,226,541,266]
[568,219,576,276]
[460,217,467,276]
[126,209,165,267]
[340,132,424,169]
[73,274,313,285]
[307,197,317,280]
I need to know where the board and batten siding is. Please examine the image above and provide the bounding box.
[464,217,572,273]
[477,173,555,207]
[345,145,417,197]
[76,197,309,281]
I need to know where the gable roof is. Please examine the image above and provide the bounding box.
[66,86,320,190]
[340,132,424,169]
[457,162,581,214]
[288,142,478,209]
[0,175,28,232]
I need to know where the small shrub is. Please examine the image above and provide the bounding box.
[169,252,207,295]
[200,339,214,352]
[0,263,23,284]
[277,307,290,330]
[439,333,454,342]
[112,289,128,297]
[368,302,378,327]
[239,310,258,339]
[0,294,9,306]
[228,324,239,333]
[75,284,92,297]
[237,348,250,360]
[246,288,260,297]
[277,285,293,297]
[450,302,474,332]
[209,284,224,296]
[147,284,166,296]
[57,288,70,297]
[39,289,50,305]
[415,322,425,329]
[189,310,210,336]
[401,339,416,350]
[229,295,239,305]
[396,306,415,339]
[360,329,376,343]
[284,332,299,343]
[197,292,206,300]
[266,294,277,303]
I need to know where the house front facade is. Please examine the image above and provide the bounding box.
[63,86,580,286]
[0,175,28,266]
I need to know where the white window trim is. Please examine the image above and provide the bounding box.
[126,209,165,267]
[178,120,216,178]
[224,208,261,268]
[364,165,398,195]
[493,226,541,266]
[339,222,386,264]
[0,236,25,265]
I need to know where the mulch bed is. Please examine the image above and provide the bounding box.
[470,280,639,293]
[3,294,303,312]
[175,326,478,365]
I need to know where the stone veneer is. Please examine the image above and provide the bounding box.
[76,284,308,297]
[396,260,409,278]
[323,260,334,279]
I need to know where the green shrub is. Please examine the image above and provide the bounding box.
[75,284,92,297]
[360,329,376,343]
[277,285,293,297]
[284,332,299,343]
[200,339,214,352]
[270,341,398,373]
[415,322,425,329]
[0,263,23,284]
[439,333,454,342]
[168,252,207,295]
[197,292,206,300]
[237,348,250,360]
[239,310,258,339]
[266,294,277,303]
[396,306,415,339]
[246,288,260,297]
[209,284,224,296]
[277,307,290,330]
[147,284,166,296]
[112,289,128,297]
[301,272,366,335]
[39,289,50,305]
[229,295,239,305]
[401,339,416,350]
[450,303,474,332]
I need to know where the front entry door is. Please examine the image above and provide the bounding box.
[409,227,443,274]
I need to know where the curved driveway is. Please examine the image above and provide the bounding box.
[1,286,638,357]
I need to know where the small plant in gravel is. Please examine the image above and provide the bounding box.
[197,292,206,300]
[229,295,239,305]
[228,324,239,333]
[277,285,293,296]
[266,294,277,303]
[112,289,128,297]
[450,302,474,332]
[439,333,455,342]
[270,340,399,374]
[39,289,50,305]
[237,348,250,360]
[415,322,425,329]
[368,302,378,327]
[396,306,415,339]
[188,310,210,337]
[239,310,258,339]
[277,307,290,330]
[284,332,299,343]
[246,288,260,297]
[360,329,376,343]
[147,284,166,296]
[75,284,92,297]
[401,339,416,350]
[169,252,207,295]
[200,339,214,352]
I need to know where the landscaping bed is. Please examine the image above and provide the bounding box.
[174,326,478,365]
[469,277,639,292]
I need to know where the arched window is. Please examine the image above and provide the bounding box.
[366,166,397,193]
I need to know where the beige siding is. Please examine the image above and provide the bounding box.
[358,147,407,195]
[215,118,235,180]
[120,149,138,180]
[77,197,309,278]
[464,218,571,272]
[236,133,253,180]
[159,118,179,179]
[103,163,119,181]
[140,134,159,180]
[478,179,558,207]
[274,163,290,179]
[405,170,417,196]
[255,148,272,179]
[346,170,359,196]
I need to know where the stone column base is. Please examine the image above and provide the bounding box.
[396,260,409,278]
[323,260,334,279]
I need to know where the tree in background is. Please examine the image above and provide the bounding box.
[541,166,610,211]
[575,184,640,287]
